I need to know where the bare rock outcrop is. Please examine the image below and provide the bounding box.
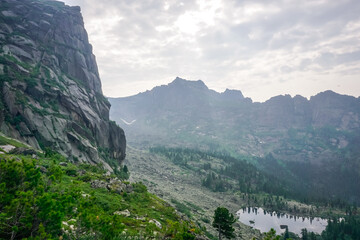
[0,0,126,169]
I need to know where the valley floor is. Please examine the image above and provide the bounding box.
[125,146,263,239]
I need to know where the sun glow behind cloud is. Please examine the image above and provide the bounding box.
[175,0,222,35]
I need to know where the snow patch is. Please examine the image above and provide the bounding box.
[120,118,136,125]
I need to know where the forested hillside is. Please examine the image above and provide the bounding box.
[150,147,355,213]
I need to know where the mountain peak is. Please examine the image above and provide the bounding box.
[222,88,244,100]
[317,90,338,96]
[310,90,354,102]
[170,77,208,90]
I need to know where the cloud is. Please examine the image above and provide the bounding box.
[62,0,360,102]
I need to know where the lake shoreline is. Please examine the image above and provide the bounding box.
[237,207,328,235]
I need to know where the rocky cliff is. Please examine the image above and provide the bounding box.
[0,0,126,170]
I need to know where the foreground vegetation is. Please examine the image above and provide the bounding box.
[0,141,202,239]
[2,137,359,240]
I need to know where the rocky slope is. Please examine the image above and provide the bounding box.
[0,0,125,170]
[125,146,262,240]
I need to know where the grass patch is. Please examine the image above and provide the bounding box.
[171,198,192,218]
[0,133,28,148]
[185,201,204,213]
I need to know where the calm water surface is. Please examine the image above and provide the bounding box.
[237,207,327,235]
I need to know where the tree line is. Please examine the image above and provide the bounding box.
[151,146,358,211]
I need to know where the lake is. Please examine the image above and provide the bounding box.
[237,207,328,235]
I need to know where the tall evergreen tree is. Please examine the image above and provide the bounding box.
[212,207,236,239]
[283,226,290,240]
[301,228,308,240]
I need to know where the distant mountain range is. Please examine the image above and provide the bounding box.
[109,77,359,156]
[109,77,360,203]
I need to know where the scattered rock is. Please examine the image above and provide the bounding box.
[62,219,77,234]
[68,219,77,224]
[81,193,90,198]
[0,145,16,153]
[114,209,130,217]
[90,179,107,189]
[149,219,162,229]
[78,169,86,176]
[233,222,241,228]
[90,178,133,194]
[125,184,133,193]
[59,162,68,167]
[1,10,17,17]
[194,234,210,240]
[107,178,126,193]
[9,147,37,156]
[37,165,48,173]
[136,216,146,221]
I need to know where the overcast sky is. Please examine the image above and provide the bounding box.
[62,0,360,102]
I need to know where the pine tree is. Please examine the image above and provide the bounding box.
[212,207,236,239]
[263,228,280,240]
[283,226,289,240]
[301,228,308,240]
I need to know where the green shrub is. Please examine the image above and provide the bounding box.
[0,151,204,239]
[133,182,147,193]
[78,173,92,182]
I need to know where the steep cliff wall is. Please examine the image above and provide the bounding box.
[0,0,126,170]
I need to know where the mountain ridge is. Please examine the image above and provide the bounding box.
[111,77,359,104]
[109,77,360,134]
[109,77,360,203]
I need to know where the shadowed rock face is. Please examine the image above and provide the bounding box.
[0,0,125,169]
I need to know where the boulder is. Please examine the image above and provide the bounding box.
[9,147,37,156]
[149,219,162,229]
[90,180,107,189]
[0,144,16,153]
[114,209,131,217]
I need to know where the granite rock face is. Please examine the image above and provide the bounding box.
[0,0,126,169]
